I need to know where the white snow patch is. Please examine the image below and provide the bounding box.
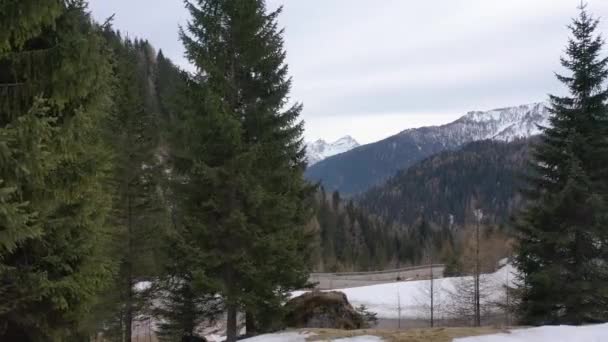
[205,334,226,342]
[334,336,384,342]
[454,323,608,342]
[240,332,383,342]
[240,331,315,342]
[306,135,360,165]
[134,281,152,292]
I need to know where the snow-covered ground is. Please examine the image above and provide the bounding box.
[240,332,383,342]
[293,264,516,319]
[455,323,608,342]
[240,331,314,342]
[238,324,608,342]
[333,336,383,342]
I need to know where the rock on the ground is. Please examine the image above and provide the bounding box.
[285,291,366,329]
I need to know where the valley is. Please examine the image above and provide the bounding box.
[4,1,608,341]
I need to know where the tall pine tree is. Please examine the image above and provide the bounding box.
[172,0,314,340]
[92,31,170,341]
[0,1,115,340]
[515,4,608,325]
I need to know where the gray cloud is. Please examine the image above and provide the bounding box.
[88,0,608,143]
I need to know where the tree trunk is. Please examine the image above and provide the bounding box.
[430,258,434,327]
[125,285,133,342]
[119,307,125,342]
[125,193,134,342]
[475,218,481,327]
[226,303,238,342]
[245,310,258,336]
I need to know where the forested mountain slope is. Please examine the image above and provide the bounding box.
[306,104,547,195]
[359,138,534,230]
[312,189,452,272]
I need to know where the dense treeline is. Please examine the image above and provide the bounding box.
[314,188,430,271]
[1,1,117,340]
[91,31,171,341]
[314,185,513,276]
[314,189,400,271]
[0,0,188,338]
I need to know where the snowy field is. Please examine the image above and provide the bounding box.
[455,323,608,342]
[293,264,516,319]
[143,264,608,341]
[240,332,383,342]
[239,332,314,342]
[238,324,608,341]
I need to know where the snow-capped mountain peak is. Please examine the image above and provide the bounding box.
[457,102,550,141]
[306,135,359,166]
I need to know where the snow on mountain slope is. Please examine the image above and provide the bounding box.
[305,103,550,194]
[457,102,550,141]
[306,135,360,166]
[398,102,550,147]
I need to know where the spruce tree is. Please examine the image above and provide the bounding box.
[0,0,64,54]
[94,31,170,341]
[155,50,186,126]
[175,0,314,340]
[0,1,115,340]
[515,4,608,325]
[153,225,224,341]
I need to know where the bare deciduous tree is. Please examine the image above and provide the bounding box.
[415,272,444,327]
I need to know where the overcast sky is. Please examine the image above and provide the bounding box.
[88,0,608,144]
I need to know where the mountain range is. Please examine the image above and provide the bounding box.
[305,103,550,195]
[306,135,360,166]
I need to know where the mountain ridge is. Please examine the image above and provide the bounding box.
[305,102,549,195]
[306,135,360,166]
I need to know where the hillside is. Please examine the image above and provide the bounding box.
[312,189,406,272]
[358,139,534,229]
[313,139,534,272]
[305,103,548,195]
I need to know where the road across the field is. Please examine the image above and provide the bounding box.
[309,264,445,290]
